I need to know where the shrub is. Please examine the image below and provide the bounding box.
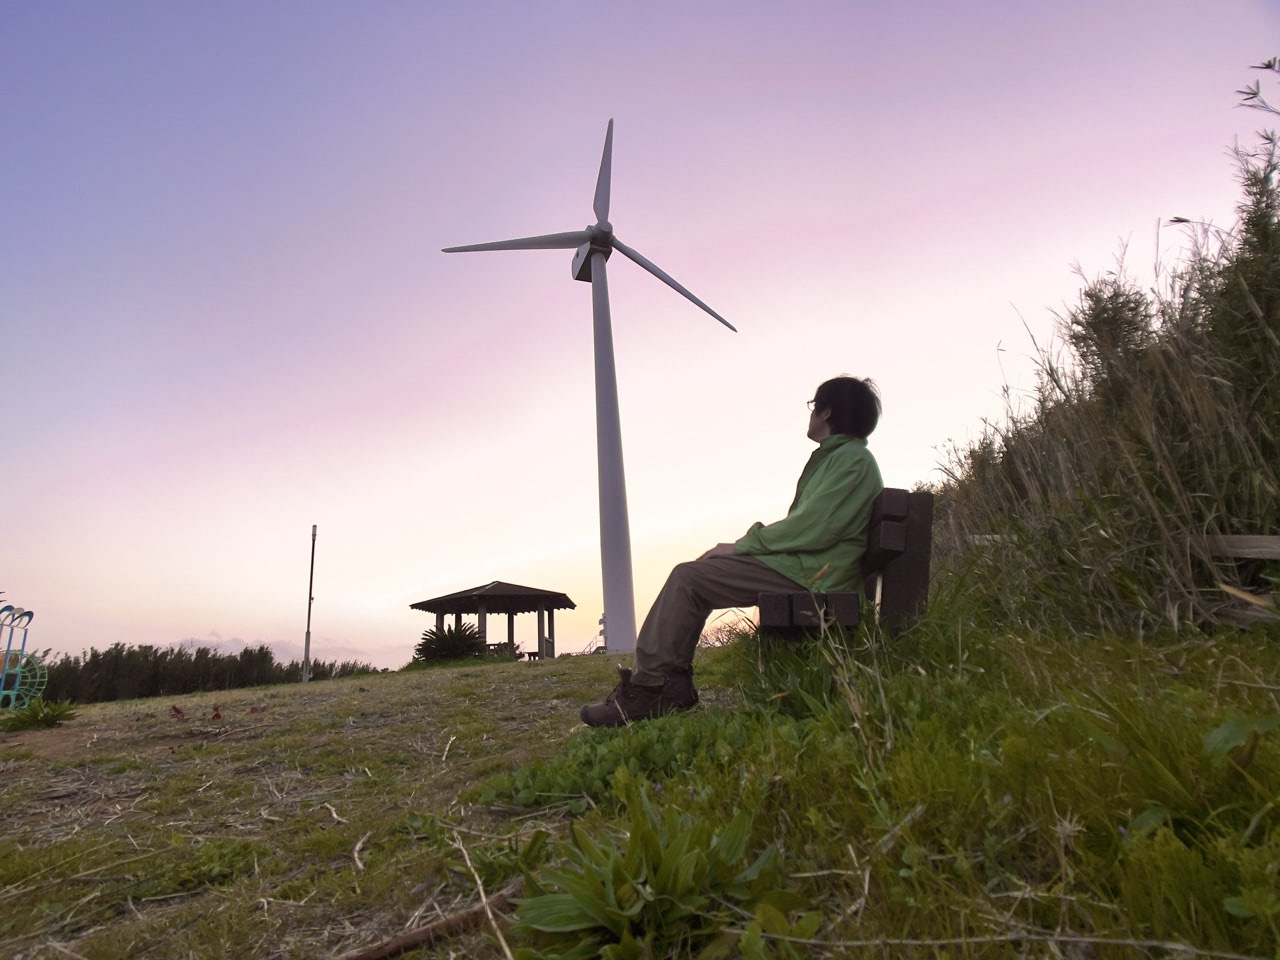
[413,622,485,663]
[514,770,817,960]
[3,696,77,731]
[41,643,376,703]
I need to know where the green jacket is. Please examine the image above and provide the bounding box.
[733,434,883,592]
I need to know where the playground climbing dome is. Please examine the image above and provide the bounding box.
[1,605,46,710]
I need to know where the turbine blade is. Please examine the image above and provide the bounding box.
[443,230,591,253]
[593,119,613,223]
[612,238,737,332]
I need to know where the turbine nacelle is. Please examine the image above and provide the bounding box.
[572,221,614,282]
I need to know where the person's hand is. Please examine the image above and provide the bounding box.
[697,542,736,560]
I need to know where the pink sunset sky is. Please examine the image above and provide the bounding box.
[3,2,1277,669]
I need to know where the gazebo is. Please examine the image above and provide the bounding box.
[409,581,576,659]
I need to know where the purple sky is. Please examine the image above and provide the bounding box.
[4,2,1277,668]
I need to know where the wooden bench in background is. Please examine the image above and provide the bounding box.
[758,487,934,637]
[1204,534,1280,624]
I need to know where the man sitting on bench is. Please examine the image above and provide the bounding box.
[580,376,884,727]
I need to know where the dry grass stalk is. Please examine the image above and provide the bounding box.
[453,833,517,960]
[334,876,525,960]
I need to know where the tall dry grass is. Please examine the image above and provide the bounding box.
[930,128,1280,637]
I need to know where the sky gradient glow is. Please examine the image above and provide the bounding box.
[4,2,1277,668]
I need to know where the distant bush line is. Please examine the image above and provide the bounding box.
[37,643,378,705]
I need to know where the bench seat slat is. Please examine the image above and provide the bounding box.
[758,592,862,629]
[1203,535,1280,559]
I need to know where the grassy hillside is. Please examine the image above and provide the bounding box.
[1,627,1276,959]
[0,655,620,958]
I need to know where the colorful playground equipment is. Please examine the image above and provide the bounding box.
[1,605,45,710]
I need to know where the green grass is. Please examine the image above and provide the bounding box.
[0,661,607,958]
[3,626,1271,958]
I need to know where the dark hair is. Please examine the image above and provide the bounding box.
[813,376,880,438]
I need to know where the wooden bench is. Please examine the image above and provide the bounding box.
[758,487,934,637]
[1203,534,1280,624]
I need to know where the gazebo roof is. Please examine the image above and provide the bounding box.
[409,581,576,616]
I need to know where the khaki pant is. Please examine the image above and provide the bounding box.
[631,555,806,686]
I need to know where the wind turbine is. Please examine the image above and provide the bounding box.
[443,120,735,654]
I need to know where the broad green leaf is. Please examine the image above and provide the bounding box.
[1078,719,1130,758]
[516,893,598,932]
[734,845,778,886]
[754,901,790,936]
[1126,804,1170,839]
[739,919,766,960]
[519,829,549,870]
[793,910,824,938]
[693,932,736,960]
[601,930,645,960]
[1223,896,1256,918]
[667,849,705,898]
[1202,715,1280,758]
[758,888,807,914]
[555,874,622,934]
[711,810,750,867]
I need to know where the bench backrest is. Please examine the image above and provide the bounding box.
[757,486,934,635]
[861,487,935,632]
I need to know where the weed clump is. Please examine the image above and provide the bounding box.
[514,770,818,960]
[2,696,77,731]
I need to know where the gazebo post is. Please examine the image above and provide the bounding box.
[454,612,462,630]
[435,612,444,633]
[547,607,556,659]
[507,612,516,656]
[477,603,487,647]
[537,607,546,659]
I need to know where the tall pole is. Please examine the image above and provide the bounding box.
[303,523,317,682]
[590,251,637,652]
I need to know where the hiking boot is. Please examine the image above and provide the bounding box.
[660,665,699,710]
[579,664,697,727]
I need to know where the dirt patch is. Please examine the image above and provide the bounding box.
[0,696,287,765]
[1,723,100,764]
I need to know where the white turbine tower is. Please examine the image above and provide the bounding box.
[443,120,735,653]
